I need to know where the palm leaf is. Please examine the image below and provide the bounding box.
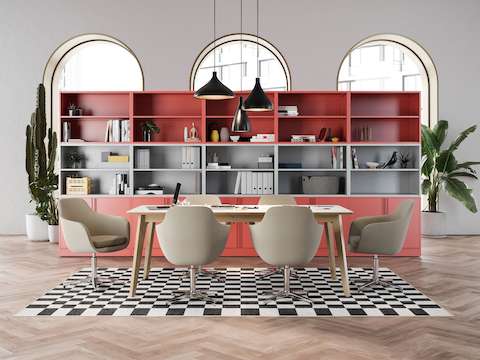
[444,177,477,213]
[448,171,478,179]
[421,124,438,160]
[456,161,480,174]
[448,125,477,153]
[436,150,457,173]
[432,120,448,149]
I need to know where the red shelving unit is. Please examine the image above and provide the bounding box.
[58,90,421,257]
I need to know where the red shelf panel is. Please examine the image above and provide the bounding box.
[133,93,202,117]
[61,93,129,117]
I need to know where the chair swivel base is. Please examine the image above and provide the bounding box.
[353,278,403,292]
[169,290,219,304]
[261,290,312,305]
[257,267,299,280]
[181,267,225,281]
[62,276,126,289]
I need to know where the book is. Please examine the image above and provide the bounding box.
[352,148,359,169]
[234,172,241,194]
[241,172,247,194]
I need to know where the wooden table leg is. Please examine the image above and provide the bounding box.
[129,215,147,297]
[143,222,155,280]
[325,222,337,280]
[332,215,351,297]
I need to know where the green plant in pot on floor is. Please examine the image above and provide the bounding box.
[421,120,480,236]
[141,120,160,142]
[25,84,59,242]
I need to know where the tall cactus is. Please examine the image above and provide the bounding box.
[25,84,58,224]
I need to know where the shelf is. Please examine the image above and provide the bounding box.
[134,115,201,119]
[206,142,275,146]
[206,115,273,119]
[60,194,131,198]
[350,142,420,146]
[60,142,130,147]
[351,168,419,172]
[278,115,346,119]
[133,168,202,172]
[133,142,203,146]
[351,115,419,119]
[61,168,129,172]
[206,168,274,172]
[61,115,129,119]
[278,142,346,146]
[278,168,346,172]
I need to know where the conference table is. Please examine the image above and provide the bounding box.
[127,204,353,297]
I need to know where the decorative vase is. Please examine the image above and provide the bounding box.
[25,214,48,241]
[210,129,220,142]
[421,211,447,238]
[143,129,152,142]
[220,127,230,142]
[48,225,59,243]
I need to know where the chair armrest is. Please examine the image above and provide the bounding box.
[60,218,96,253]
[349,215,394,237]
[90,213,130,239]
[358,219,408,255]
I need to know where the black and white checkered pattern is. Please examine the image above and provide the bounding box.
[17,267,450,317]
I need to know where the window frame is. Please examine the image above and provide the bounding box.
[190,33,291,91]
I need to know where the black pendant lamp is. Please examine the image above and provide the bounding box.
[243,0,273,111]
[231,0,250,132]
[194,0,234,100]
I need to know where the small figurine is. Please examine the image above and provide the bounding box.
[399,152,411,168]
[187,122,200,142]
[381,151,398,169]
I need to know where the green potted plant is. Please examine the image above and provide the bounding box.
[141,120,160,142]
[421,120,479,236]
[25,84,58,242]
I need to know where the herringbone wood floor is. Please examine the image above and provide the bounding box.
[1,235,479,360]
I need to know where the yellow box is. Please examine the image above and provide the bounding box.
[108,155,129,163]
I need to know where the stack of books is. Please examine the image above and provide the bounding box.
[207,162,231,169]
[330,147,344,169]
[278,105,299,117]
[135,149,150,169]
[105,119,130,143]
[234,172,274,195]
[182,147,201,169]
[110,174,129,195]
[291,135,316,143]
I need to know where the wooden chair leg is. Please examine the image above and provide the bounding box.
[129,215,146,297]
[325,222,337,280]
[332,215,351,296]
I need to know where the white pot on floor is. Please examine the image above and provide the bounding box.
[25,214,48,241]
[421,211,447,238]
[48,225,59,243]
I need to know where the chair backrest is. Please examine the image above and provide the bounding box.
[258,195,296,205]
[58,198,96,252]
[250,206,322,266]
[359,200,414,255]
[184,194,222,206]
[156,206,230,266]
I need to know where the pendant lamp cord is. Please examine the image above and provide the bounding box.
[240,0,243,91]
[256,0,259,78]
[214,0,216,73]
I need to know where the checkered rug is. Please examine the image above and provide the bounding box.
[17,267,450,317]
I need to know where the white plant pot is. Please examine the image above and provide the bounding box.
[421,211,447,238]
[48,225,59,243]
[25,214,48,241]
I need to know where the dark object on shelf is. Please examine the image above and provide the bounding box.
[66,151,83,169]
[141,120,160,142]
[67,103,83,116]
[232,96,251,132]
[318,128,332,142]
[399,152,411,168]
[381,151,398,169]
[302,175,342,195]
[279,163,302,169]
[173,183,181,204]
[239,136,250,142]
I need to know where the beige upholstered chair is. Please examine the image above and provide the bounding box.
[250,206,322,303]
[256,195,297,279]
[156,206,230,303]
[349,200,414,291]
[58,198,130,288]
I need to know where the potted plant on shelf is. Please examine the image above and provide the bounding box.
[141,120,160,142]
[421,120,479,237]
[25,84,58,241]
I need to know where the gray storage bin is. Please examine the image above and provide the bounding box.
[302,176,339,194]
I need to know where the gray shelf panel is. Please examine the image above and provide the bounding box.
[350,171,419,195]
[134,170,201,195]
[351,145,420,170]
[61,145,130,170]
[206,145,274,169]
[133,145,201,169]
[278,171,346,195]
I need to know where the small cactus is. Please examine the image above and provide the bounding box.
[25,84,58,225]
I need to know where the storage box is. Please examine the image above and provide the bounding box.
[302,176,339,194]
[66,177,92,195]
[107,155,129,163]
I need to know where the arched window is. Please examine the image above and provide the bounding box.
[337,34,438,126]
[43,34,144,130]
[191,34,291,92]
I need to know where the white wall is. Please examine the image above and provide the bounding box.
[0,0,479,234]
